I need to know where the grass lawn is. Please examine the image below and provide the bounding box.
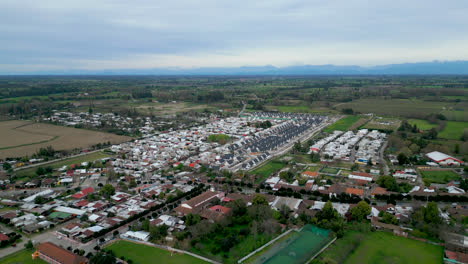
[438,121,468,140]
[15,151,110,178]
[420,170,461,184]
[251,160,285,183]
[345,232,443,264]
[106,240,208,264]
[191,225,276,264]
[408,119,438,130]
[0,249,46,264]
[319,167,340,174]
[323,116,360,133]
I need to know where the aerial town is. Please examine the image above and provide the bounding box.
[1,102,467,264]
[1,1,468,263]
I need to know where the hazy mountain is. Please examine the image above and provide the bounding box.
[7,60,468,75]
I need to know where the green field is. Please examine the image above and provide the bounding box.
[336,99,449,118]
[345,232,443,264]
[15,151,110,178]
[0,249,46,264]
[106,240,207,264]
[319,167,340,175]
[323,116,360,133]
[420,170,461,184]
[251,160,285,183]
[407,119,438,130]
[438,121,468,140]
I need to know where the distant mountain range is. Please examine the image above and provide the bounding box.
[6,60,468,75]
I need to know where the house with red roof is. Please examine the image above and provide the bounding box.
[0,233,9,242]
[71,187,94,199]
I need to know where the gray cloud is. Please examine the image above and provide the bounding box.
[1,0,468,72]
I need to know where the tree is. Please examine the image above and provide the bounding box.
[423,202,441,225]
[25,240,33,250]
[252,194,268,205]
[381,212,398,225]
[150,225,168,241]
[89,252,116,264]
[376,176,398,192]
[100,184,115,197]
[129,179,137,188]
[310,152,320,162]
[36,167,45,176]
[185,214,201,226]
[316,201,338,221]
[350,201,371,221]
[34,196,44,204]
[460,179,468,191]
[397,153,409,165]
[2,162,11,171]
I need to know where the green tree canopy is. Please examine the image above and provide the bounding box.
[350,201,371,221]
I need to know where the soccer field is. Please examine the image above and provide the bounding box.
[345,232,443,264]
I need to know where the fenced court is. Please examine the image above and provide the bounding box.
[245,225,334,264]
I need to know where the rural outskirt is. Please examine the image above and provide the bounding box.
[0,76,466,264]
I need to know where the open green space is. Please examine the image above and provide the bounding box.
[251,160,285,183]
[420,170,461,184]
[191,227,275,264]
[106,240,208,264]
[15,151,110,178]
[407,119,438,130]
[319,167,340,175]
[323,116,360,133]
[0,249,46,264]
[438,121,468,140]
[344,231,443,264]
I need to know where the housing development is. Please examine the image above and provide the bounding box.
[1,63,468,264]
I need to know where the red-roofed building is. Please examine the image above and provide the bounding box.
[0,233,9,241]
[371,187,387,197]
[33,242,88,264]
[301,171,318,178]
[74,200,89,208]
[72,187,94,199]
[345,187,364,197]
[209,205,231,214]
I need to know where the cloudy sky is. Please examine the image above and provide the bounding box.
[1,0,468,73]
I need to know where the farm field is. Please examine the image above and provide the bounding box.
[438,121,468,140]
[335,99,450,118]
[344,231,443,264]
[408,119,438,130]
[0,120,130,159]
[323,116,360,133]
[106,240,208,264]
[420,170,461,184]
[15,151,110,178]
[251,160,285,183]
[0,249,46,264]
[0,120,54,149]
[442,110,468,122]
[135,102,212,115]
